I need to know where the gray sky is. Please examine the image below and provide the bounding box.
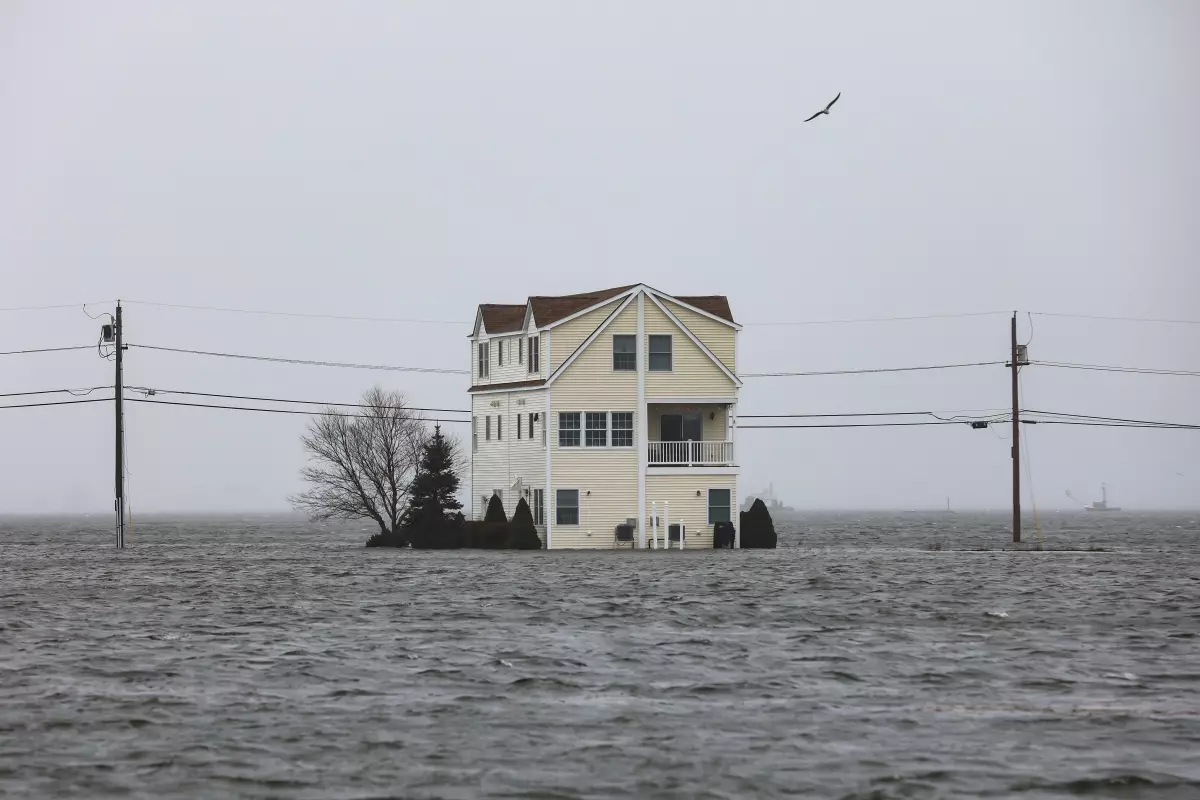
[3,0,1198,513]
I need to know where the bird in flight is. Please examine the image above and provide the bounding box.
[805,92,841,122]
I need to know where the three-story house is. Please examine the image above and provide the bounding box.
[469,284,741,548]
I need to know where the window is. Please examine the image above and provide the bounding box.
[478,342,490,378]
[612,334,636,371]
[558,412,581,447]
[498,340,505,366]
[585,412,607,447]
[485,415,492,441]
[649,335,672,371]
[519,338,524,364]
[528,336,540,374]
[532,488,544,525]
[528,412,536,440]
[708,488,732,525]
[611,412,634,447]
[496,414,502,440]
[517,413,522,440]
[472,416,478,451]
[556,489,579,525]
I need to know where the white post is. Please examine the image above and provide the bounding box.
[679,521,685,550]
[651,501,657,550]
[665,501,670,551]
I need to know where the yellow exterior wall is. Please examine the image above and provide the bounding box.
[645,474,737,549]
[648,404,728,441]
[645,300,737,398]
[547,303,638,548]
[547,298,627,375]
[661,300,736,373]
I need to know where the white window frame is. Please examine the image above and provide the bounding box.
[532,488,544,526]
[472,416,478,451]
[516,412,522,440]
[478,342,490,378]
[611,412,634,447]
[558,412,581,447]
[528,336,540,374]
[612,334,636,371]
[485,415,491,441]
[585,412,608,447]
[496,414,502,440]
[707,487,732,526]
[555,488,579,526]
[648,334,672,372]
[519,337,524,365]
[498,339,505,367]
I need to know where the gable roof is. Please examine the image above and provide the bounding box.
[528,285,637,328]
[478,304,526,335]
[472,285,736,338]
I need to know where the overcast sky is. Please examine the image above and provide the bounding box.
[2,1,1198,513]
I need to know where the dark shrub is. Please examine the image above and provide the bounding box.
[739,498,777,549]
[507,498,543,550]
[365,529,407,548]
[484,494,508,524]
[713,520,735,548]
[462,520,508,549]
[409,498,464,549]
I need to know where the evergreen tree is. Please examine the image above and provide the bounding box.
[484,493,507,523]
[404,425,463,530]
[507,497,543,549]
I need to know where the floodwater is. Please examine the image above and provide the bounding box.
[1,512,1199,799]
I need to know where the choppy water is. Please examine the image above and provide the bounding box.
[2,511,1199,799]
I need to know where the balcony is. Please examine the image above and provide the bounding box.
[647,440,735,467]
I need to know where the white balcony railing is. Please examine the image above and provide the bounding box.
[647,440,735,467]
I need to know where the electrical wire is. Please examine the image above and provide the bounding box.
[127,397,470,421]
[0,301,115,313]
[0,398,112,410]
[125,387,470,415]
[740,361,1005,378]
[0,345,95,356]
[1023,420,1200,430]
[0,386,109,398]
[1031,361,1200,377]
[1029,312,1200,325]
[743,311,1008,327]
[1024,410,1200,428]
[736,420,990,429]
[127,344,470,375]
[123,299,465,325]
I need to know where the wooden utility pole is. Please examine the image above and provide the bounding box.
[1010,312,1021,544]
[115,301,126,548]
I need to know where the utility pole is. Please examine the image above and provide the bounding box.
[1010,312,1021,544]
[115,301,126,548]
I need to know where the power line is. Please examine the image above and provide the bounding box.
[1024,410,1200,429]
[738,408,1008,420]
[1031,360,1200,377]
[123,299,465,325]
[740,361,1005,378]
[127,387,470,415]
[0,397,111,411]
[1024,420,1200,430]
[743,311,1007,327]
[0,386,109,399]
[736,420,990,429]
[127,344,470,375]
[0,345,95,357]
[127,397,470,421]
[0,301,114,313]
[1029,311,1200,326]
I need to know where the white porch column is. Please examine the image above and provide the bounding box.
[732,399,740,548]
[636,290,647,549]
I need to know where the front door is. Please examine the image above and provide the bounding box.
[660,412,702,442]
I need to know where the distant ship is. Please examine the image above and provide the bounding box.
[742,483,797,515]
[1084,483,1121,512]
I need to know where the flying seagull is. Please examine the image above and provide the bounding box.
[804,92,841,122]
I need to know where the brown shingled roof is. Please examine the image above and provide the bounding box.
[528,285,636,327]
[478,304,526,334]
[675,295,735,324]
[468,378,546,393]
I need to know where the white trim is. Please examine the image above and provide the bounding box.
[636,291,646,548]
[646,332,673,373]
[731,398,739,548]
[647,466,740,476]
[545,293,636,385]
[539,288,639,331]
[471,307,484,338]
[468,384,546,396]
[646,395,737,405]
[544,388,552,549]
[706,486,734,526]
[554,487,581,527]
[646,293,743,387]
[647,289,742,331]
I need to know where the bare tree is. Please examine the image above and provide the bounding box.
[291,386,425,541]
